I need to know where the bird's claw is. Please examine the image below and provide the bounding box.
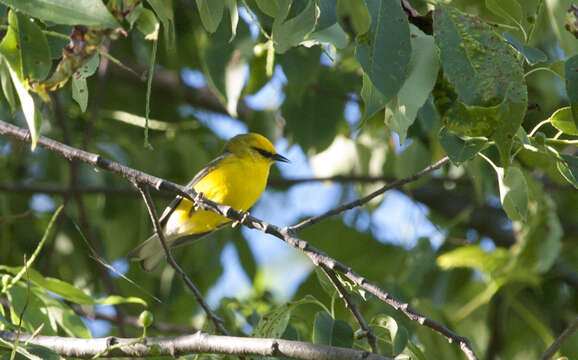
[193,192,204,211]
[232,210,250,228]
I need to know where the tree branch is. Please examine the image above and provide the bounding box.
[134,184,230,336]
[320,265,379,354]
[289,157,450,232]
[0,331,390,360]
[0,120,478,360]
[538,315,578,360]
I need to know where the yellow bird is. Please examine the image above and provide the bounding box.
[128,133,289,271]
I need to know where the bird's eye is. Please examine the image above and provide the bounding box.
[252,146,274,159]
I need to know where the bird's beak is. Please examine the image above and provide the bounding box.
[272,153,290,163]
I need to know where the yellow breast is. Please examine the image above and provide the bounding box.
[165,154,271,237]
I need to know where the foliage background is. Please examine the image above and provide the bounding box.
[0,0,577,359]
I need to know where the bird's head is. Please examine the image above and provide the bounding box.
[224,133,289,164]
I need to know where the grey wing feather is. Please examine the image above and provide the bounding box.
[158,153,230,226]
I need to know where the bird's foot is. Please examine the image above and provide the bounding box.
[232,210,250,228]
[193,191,204,211]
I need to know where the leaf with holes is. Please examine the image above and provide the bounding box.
[433,4,527,164]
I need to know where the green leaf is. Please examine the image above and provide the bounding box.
[548,106,578,135]
[336,0,370,35]
[93,295,148,306]
[147,0,175,49]
[385,25,439,143]
[433,5,527,164]
[33,288,90,338]
[0,338,59,360]
[485,0,523,25]
[253,295,320,338]
[503,32,547,65]
[394,140,431,181]
[0,0,119,28]
[439,127,488,164]
[557,154,578,188]
[317,0,338,30]
[494,165,528,221]
[272,0,319,53]
[437,245,510,275]
[195,0,225,33]
[356,0,410,107]
[233,236,257,281]
[301,23,349,49]
[136,7,160,40]
[197,15,251,117]
[550,60,565,79]
[360,73,386,120]
[71,77,88,112]
[0,57,17,112]
[255,0,283,17]
[226,0,239,41]
[1,266,147,307]
[312,311,353,348]
[6,284,50,334]
[71,54,99,112]
[282,64,359,152]
[565,54,578,126]
[332,320,354,348]
[5,61,40,150]
[313,267,337,298]
[371,315,408,356]
[312,311,333,345]
[0,11,51,81]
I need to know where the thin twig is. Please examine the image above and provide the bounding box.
[0,120,479,360]
[52,94,128,337]
[538,316,578,360]
[289,157,450,232]
[134,183,229,336]
[320,265,379,354]
[0,210,31,223]
[11,254,30,360]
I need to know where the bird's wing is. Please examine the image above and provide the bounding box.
[159,153,231,227]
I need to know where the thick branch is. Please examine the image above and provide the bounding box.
[0,331,390,359]
[0,120,478,360]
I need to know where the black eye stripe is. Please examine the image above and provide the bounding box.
[252,146,274,159]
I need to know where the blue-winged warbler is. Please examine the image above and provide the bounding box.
[128,133,289,271]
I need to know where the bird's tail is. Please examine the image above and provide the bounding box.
[127,234,170,272]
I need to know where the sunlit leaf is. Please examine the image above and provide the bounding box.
[6,61,40,150]
[548,106,578,135]
[0,0,119,28]
[370,315,409,356]
[385,25,439,143]
[148,0,175,49]
[557,154,578,188]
